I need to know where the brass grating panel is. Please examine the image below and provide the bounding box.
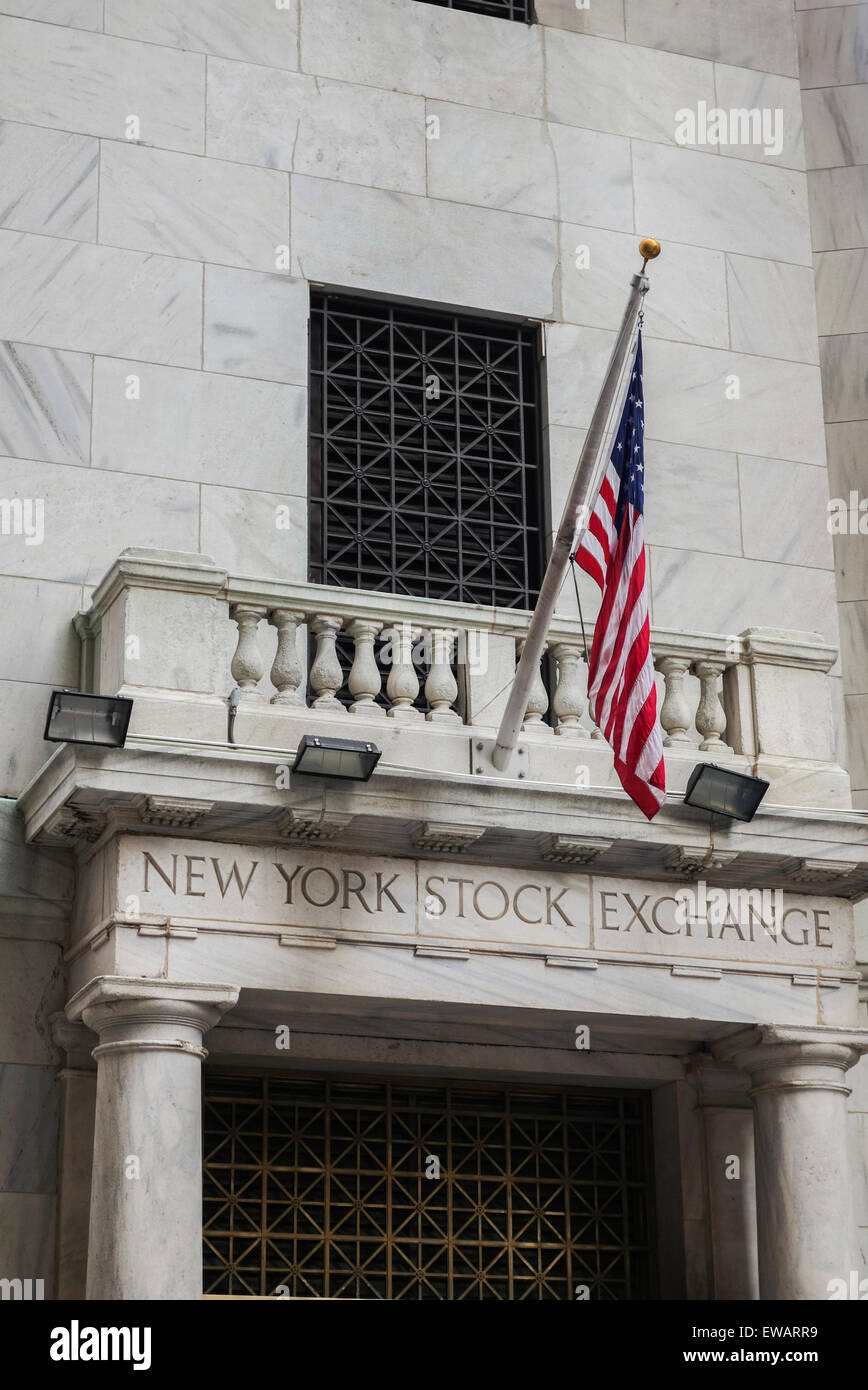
[203,1073,654,1300]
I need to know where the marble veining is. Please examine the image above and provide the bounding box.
[0,340,91,466]
[0,121,97,239]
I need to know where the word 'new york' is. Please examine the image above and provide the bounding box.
[142,851,403,912]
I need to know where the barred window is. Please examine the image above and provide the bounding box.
[309,292,545,610]
[420,0,534,21]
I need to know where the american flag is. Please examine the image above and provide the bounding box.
[574,332,666,819]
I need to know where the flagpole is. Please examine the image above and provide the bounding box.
[491,238,661,771]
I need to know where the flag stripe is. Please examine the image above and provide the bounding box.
[574,332,666,820]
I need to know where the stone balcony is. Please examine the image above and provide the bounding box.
[17,546,868,910]
[65,547,847,805]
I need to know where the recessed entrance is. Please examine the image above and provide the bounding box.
[203,1072,655,1300]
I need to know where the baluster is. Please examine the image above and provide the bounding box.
[693,660,730,752]
[309,615,345,711]
[347,618,384,716]
[230,603,267,699]
[551,641,588,738]
[520,638,552,734]
[656,656,693,745]
[268,608,305,706]
[425,627,460,723]
[384,622,422,721]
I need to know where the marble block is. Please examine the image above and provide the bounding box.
[815,250,868,336]
[204,267,309,385]
[115,584,229,695]
[797,5,868,87]
[726,255,819,362]
[560,225,728,347]
[0,1193,56,1294]
[543,323,613,431]
[98,143,288,272]
[92,357,307,492]
[0,679,64,798]
[0,456,198,584]
[426,105,633,230]
[546,28,714,148]
[105,0,299,68]
[0,1064,58,1192]
[738,456,835,569]
[844,694,868,790]
[0,231,203,367]
[808,167,868,251]
[838,602,868,697]
[300,0,544,117]
[625,0,798,77]
[426,104,558,220]
[642,339,826,465]
[290,176,559,320]
[0,121,97,239]
[820,335,868,423]
[712,66,805,171]
[0,0,101,25]
[643,442,742,557]
[802,86,868,170]
[534,0,625,39]
[634,141,813,265]
[0,15,205,152]
[650,548,839,639]
[0,939,63,1065]
[200,484,307,583]
[207,60,425,196]
[0,577,80,685]
[0,340,91,466]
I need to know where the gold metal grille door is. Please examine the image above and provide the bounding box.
[203,1074,654,1300]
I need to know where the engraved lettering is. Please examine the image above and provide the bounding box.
[813,909,833,949]
[142,851,178,894]
[546,886,573,926]
[513,883,543,926]
[473,881,509,921]
[599,891,620,929]
[210,858,258,899]
[651,895,680,935]
[274,863,302,903]
[447,877,473,917]
[376,872,404,913]
[781,907,809,946]
[185,855,206,897]
[424,876,447,916]
[623,893,653,933]
[342,868,372,913]
[301,867,340,907]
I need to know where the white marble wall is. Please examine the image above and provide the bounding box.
[0,0,845,801]
[0,0,858,1306]
[797,3,868,810]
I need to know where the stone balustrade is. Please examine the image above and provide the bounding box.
[225,576,744,747]
[72,551,849,806]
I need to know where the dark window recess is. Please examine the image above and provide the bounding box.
[420,0,534,21]
[310,292,545,610]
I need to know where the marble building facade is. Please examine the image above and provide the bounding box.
[0,0,866,1300]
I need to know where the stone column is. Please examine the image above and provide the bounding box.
[717,1024,868,1300]
[66,976,239,1301]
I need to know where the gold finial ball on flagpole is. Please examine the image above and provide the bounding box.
[638,238,661,269]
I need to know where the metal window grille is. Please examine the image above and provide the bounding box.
[420,0,534,21]
[203,1073,654,1300]
[309,292,545,610]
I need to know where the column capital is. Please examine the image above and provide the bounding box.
[713,1024,868,1096]
[66,976,239,1061]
